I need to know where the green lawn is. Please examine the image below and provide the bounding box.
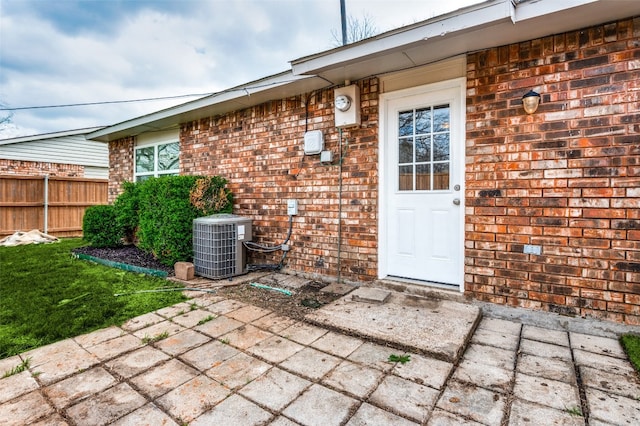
[0,239,186,359]
[621,334,640,374]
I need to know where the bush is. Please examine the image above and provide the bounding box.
[98,175,233,266]
[190,175,233,216]
[136,176,199,266]
[132,176,232,266]
[83,205,122,247]
[113,181,139,243]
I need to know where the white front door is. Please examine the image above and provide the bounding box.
[381,80,464,288]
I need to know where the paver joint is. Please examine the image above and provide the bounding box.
[1,288,639,425]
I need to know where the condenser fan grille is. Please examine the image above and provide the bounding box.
[193,214,252,279]
[193,223,236,278]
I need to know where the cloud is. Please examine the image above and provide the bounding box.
[0,0,481,139]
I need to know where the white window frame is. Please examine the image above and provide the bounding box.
[133,131,180,182]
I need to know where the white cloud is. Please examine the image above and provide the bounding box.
[0,0,482,139]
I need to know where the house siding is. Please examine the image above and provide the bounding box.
[465,17,640,324]
[0,132,109,178]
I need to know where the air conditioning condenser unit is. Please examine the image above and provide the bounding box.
[193,214,252,279]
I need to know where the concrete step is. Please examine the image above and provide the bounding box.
[305,287,481,363]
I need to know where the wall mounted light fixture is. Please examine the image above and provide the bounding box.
[522,90,541,114]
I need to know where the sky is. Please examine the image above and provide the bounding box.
[0,0,483,139]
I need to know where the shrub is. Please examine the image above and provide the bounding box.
[107,175,233,266]
[190,175,233,216]
[113,181,139,243]
[83,205,122,247]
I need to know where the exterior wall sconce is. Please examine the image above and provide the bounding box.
[522,90,541,114]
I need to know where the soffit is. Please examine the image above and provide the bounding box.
[291,0,640,85]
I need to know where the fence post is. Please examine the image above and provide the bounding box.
[43,175,49,234]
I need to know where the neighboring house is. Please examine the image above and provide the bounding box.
[88,0,640,324]
[0,127,109,238]
[0,127,108,179]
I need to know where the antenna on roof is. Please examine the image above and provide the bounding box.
[340,0,347,45]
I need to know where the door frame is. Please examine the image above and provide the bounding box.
[378,77,466,291]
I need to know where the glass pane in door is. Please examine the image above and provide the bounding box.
[397,104,450,192]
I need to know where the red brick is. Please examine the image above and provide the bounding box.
[464,17,638,323]
[0,159,85,178]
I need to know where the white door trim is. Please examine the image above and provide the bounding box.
[378,77,466,291]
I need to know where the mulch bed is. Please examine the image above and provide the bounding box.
[73,245,175,276]
[72,245,342,320]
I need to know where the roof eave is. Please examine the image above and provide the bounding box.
[290,0,513,76]
[0,126,105,145]
[87,71,330,142]
[290,0,640,82]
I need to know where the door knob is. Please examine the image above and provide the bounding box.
[453,198,460,205]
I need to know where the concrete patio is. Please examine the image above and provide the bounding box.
[1,279,639,425]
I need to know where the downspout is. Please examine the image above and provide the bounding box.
[43,175,49,234]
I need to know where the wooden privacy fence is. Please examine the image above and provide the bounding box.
[0,175,108,238]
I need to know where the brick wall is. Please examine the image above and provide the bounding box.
[105,17,639,323]
[108,137,134,202]
[465,18,640,324]
[181,79,379,281]
[0,159,84,177]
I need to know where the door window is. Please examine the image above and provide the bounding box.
[397,104,450,191]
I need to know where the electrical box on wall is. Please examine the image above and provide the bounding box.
[287,199,298,215]
[303,130,324,155]
[334,84,361,128]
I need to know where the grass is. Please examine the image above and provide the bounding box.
[141,331,170,344]
[620,334,640,374]
[2,357,31,378]
[197,315,215,325]
[0,239,186,359]
[564,406,583,417]
[388,354,411,364]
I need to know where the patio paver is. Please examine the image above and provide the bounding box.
[0,371,39,404]
[155,375,230,423]
[2,280,640,426]
[65,383,146,426]
[0,391,55,426]
[436,380,505,425]
[369,375,439,423]
[105,346,170,378]
[179,339,240,371]
[279,346,341,380]
[130,359,198,399]
[191,394,272,425]
[111,403,178,426]
[282,384,358,426]
[44,367,117,408]
[239,367,311,411]
[205,352,270,389]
